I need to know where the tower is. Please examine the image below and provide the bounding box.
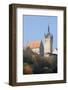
[44,25,53,55]
[40,40,44,56]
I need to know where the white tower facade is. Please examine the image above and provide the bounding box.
[44,26,53,55]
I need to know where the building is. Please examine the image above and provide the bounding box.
[27,25,57,57]
[52,48,58,54]
[28,40,44,56]
[44,25,53,56]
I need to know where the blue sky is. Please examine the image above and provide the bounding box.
[23,15,57,48]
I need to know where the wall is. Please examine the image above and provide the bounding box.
[0,0,68,90]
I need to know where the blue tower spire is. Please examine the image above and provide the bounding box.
[48,25,50,33]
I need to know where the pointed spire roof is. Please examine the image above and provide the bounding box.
[44,25,53,38]
[44,33,46,38]
[48,25,50,35]
[40,40,43,45]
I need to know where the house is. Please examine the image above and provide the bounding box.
[28,40,44,56]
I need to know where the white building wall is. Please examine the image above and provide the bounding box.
[32,48,40,54]
[52,49,58,54]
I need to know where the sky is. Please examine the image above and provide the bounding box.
[23,15,57,48]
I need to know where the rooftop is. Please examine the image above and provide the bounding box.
[28,40,40,49]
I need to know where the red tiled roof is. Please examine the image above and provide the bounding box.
[28,41,40,49]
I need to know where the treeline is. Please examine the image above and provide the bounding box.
[23,47,57,74]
